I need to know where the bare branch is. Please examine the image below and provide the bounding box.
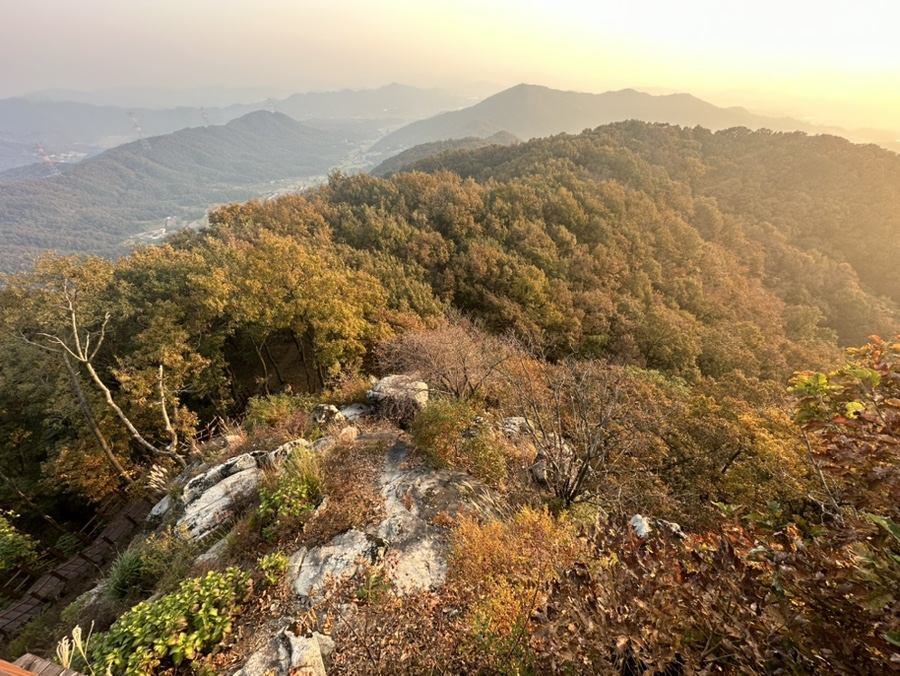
[157,365,180,458]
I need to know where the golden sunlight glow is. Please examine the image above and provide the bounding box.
[2,0,898,130]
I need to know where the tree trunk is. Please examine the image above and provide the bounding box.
[62,351,133,484]
[83,360,186,468]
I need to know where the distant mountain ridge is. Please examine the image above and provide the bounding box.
[0,84,475,171]
[370,131,519,177]
[372,84,900,156]
[0,111,362,271]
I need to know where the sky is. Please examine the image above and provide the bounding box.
[3,0,899,131]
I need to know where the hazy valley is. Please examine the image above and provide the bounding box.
[2,82,899,273]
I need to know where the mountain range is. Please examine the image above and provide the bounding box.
[0,84,472,172]
[372,84,900,156]
[3,82,900,274]
[0,111,366,271]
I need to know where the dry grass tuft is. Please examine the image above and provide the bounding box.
[302,437,388,546]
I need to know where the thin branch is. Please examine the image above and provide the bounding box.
[800,430,841,515]
[63,351,133,484]
[158,365,180,458]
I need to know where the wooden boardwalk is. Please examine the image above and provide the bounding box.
[1,653,84,675]
[0,498,152,641]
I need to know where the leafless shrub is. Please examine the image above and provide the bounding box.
[376,316,514,403]
[500,354,672,510]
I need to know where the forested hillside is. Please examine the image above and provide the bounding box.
[0,111,371,271]
[407,122,900,345]
[370,131,519,177]
[1,121,899,671]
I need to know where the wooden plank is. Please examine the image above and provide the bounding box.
[0,658,37,676]
[11,654,84,676]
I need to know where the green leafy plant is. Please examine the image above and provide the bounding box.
[258,551,289,587]
[0,510,38,575]
[105,526,198,600]
[355,567,390,605]
[256,449,322,542]
[90,567,252,675]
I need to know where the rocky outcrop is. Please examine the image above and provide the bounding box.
[164,425,502,674]
[163,440,318,540]
[376,441,502,595]
[285,438,501,603]
[178,467,261,540]
[234,628,334,676]
[366,375,428,420]
[181,453,260,505]
[288,529,378,604]
[257,437,501,673]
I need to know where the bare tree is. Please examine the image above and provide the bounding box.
[502,354,668,508]
[23,278,186,469]
[376,316,513,401]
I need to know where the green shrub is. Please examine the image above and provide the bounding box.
[243,392,318,432]
[105,526,198,601]
[257,551,289,586]
[410,400,506,484]
[105,547,147,600]
[256,449,322,542]
[409,399,474,468]
[0,510,38,575]
[90,568,253,675]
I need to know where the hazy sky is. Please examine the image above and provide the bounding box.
[3,0,899,130]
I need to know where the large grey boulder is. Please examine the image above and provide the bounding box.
[234,628,332,676]
[288,529,377,603]
[339,403,371,422]
[366,375,428,420]
[182,453,259,504]
[175,452,270,540]
[177,468,260,540]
